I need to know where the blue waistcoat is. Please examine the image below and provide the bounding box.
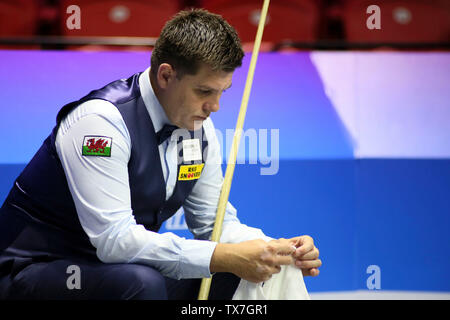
[0,72,208,265]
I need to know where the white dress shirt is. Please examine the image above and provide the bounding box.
[55,67,269,280]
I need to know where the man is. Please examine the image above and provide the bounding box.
[0,9,321,300]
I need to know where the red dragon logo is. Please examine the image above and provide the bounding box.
[86,138,108,153]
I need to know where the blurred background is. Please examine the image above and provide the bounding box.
[0,0,449,299]
[0,0,449,50]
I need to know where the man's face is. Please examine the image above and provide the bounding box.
[163,64,233,131]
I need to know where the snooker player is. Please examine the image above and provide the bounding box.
[0,9,321,299]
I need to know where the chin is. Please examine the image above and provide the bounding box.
[178,122,195,131]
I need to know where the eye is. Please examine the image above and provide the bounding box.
[197,89,212,96]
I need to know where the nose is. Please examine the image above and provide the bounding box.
[203,100,220,114]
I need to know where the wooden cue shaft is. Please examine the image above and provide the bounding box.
[197,0,271,300]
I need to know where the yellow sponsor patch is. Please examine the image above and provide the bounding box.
[178,164,204,181]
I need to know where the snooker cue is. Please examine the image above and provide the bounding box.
[197,0,271,300]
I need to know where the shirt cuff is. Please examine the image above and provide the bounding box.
[178,239,218,279]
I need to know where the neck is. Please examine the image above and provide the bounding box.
[149,71,173,124]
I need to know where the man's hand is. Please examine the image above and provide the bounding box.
[289,235,322,277]
[210,239,296,283]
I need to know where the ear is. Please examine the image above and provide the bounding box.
[156,63,176,89]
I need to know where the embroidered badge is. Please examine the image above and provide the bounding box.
[178,164,204,181]
[82,136,112,157]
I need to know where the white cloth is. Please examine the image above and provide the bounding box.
[55,67,270,280]
[233,265,310,300]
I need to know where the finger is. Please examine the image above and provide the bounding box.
[292,236,314,253]
[261,247,294,267]
[302,268,320,277]
[263,274,273,282]
[273,254,295,266]
[310,268,320,276]
[294,235,314,247]
[295,242,314,256]
[288,236,302,247]
[296,248,319,260]
[270,265,282,275]
[295,258,322,269]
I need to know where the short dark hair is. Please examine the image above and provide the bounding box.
[150,9,244,78]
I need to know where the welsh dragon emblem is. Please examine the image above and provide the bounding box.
[82,136,112,157]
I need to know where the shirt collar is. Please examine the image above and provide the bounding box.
[139,67,171,133]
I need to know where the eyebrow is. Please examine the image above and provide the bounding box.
[196,83,232,92]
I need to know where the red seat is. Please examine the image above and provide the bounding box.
[60,0,180,38]
[0,0,39,37]
[201,0,321,43]
[341,0,450,43]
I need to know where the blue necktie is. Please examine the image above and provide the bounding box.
[156,124,178,145]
